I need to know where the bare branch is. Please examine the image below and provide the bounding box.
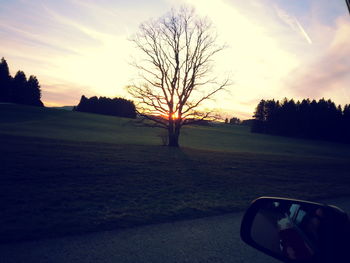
[128,6,229,146]
[134,116,168,129]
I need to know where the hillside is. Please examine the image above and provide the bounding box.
[51,106,74,111]
[1,104,349,158]
[1,104,350,243]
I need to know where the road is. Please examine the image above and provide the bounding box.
[0,197,349,263]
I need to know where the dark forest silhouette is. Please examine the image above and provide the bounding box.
[74,95,136,119]
[0,57,44,107]
[225,117,241,125]
[252,98,350,143]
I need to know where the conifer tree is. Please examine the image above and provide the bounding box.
[0,57,11,102]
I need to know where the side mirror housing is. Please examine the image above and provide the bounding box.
[240,197,349,263]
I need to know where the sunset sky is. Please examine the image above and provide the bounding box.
[1,0,350,119]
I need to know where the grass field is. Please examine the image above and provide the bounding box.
[1,104,350,243]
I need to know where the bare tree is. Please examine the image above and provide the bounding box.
[128,7,229,147]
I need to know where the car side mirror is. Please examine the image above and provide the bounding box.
[240,197,349,263]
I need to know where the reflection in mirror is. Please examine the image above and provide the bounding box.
[250,201,327,261]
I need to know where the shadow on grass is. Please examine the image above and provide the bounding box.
[1,133,350,243]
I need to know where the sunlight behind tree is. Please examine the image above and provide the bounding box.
[128,6,229,147]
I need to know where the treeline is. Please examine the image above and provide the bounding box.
[0,57,44,107]
[225,117,241,125]
[224,117,252,126]
[252,98,350,143]
[74,95,136,119]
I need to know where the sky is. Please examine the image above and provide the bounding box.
[1,0,350,119]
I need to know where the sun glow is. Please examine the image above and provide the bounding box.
[1,0,349,118]
[171,113,179,120]
[161,112,179,120]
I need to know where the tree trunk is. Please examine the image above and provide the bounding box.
[168,131,179,147]
[168,122,180,147]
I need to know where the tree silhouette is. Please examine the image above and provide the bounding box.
[343,104,350,142]
[252,98,348,143]
[0,57,44,106]
[74,95,136,119]
[0,57,11,102]
[229,117,241,125]
[251,99,266,133]
[128,7,229,147]
[26,75,44,107]
[12,71,27,104]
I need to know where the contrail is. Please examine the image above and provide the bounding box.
[295,18,313,44]
[274,5,312,45]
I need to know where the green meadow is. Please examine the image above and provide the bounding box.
[1,103,350,243]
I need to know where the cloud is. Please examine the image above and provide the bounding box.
[0,0,140,105]
[42,82,96,106]
[0,1,105,62]
[182,0,299,107]
[2,0,349,118]
[286,17,350,103]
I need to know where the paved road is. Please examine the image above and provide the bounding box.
[0,197,349,263]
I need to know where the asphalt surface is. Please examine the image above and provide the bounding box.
[0,197,349,263]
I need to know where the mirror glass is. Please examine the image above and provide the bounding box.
[250,201,326,261]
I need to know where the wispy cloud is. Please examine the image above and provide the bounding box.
[286,17,350,103]
[0,0,140,103]
[42,82,97,107]
[1,0,349,118]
